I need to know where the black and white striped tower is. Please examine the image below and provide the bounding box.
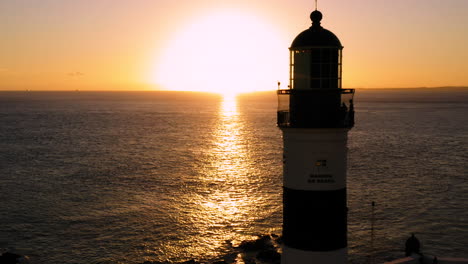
[277,9,355,264]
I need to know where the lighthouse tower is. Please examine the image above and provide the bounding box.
[277,9,355,264]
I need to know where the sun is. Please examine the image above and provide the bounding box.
[151,9,288,96]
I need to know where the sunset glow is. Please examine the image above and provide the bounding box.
[1,1,467,90]
[152,10,288,95]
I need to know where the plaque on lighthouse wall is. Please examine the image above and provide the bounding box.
[282,129,348,191]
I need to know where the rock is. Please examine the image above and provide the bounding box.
[242,258,256,264]
[1,252,21,264]
[0,252,30,264]
[238,235,273,251]
[256,249,280,263]
[0,252,29,264]
[274,235,283,245]
[219,252,237,264]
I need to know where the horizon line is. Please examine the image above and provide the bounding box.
[1,86,467,93]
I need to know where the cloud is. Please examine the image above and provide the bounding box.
[0,68,16,76]
[68,71,85,77]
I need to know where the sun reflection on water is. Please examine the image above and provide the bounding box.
[181,94,263,260]
[146,94,281,263]
[220,94,238,118]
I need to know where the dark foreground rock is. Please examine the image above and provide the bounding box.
[140,234,282,264]
[0,252,29,264]
[237,235,275,252]
[256,249,281,263]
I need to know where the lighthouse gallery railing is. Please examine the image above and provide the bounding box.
[277,88,355,128]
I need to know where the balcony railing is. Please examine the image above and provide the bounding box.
[277,89,355,128]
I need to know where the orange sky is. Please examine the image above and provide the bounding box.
[1,0,467,91]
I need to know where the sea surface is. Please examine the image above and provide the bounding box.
[0,89,467,264]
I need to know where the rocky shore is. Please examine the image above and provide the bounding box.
[0,252,30,264]
[2,234,282,264]
[140,234,282,264]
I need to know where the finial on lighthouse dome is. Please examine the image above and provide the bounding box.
[310,10,323,26]
[290,9,341,48]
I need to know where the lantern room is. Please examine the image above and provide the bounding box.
[277,10,355,128]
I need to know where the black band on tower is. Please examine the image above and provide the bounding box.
[283,187,347,251]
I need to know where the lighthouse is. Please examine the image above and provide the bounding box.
[277,8,355,264]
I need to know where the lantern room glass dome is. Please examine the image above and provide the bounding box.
[277,10,355,129]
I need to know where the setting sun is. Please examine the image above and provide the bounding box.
[152,10,288,96]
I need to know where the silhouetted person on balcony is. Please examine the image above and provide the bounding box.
[341,102,348,112]
[348,99,354,126]
[340,102,348,125]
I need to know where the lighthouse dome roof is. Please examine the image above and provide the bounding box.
[290,10,342,48]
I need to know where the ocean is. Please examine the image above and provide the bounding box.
[0,89,467,264]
